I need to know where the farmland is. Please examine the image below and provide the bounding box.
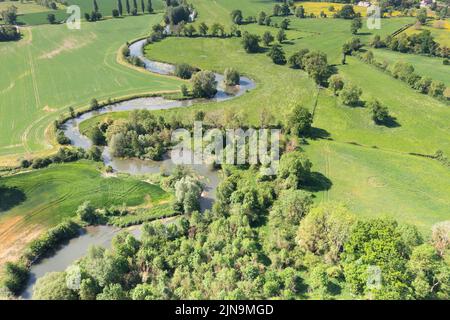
[0,160,170,265]
[0,14,182,163]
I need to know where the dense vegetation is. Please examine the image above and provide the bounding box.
[29,164,450,300]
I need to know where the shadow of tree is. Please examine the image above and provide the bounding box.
[309,127,331,140]
[301,172,333,192]
[376,115,401,128]
[0,186,26,212]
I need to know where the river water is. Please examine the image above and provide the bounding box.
[21,39,255,299]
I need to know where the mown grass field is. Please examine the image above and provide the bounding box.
[0,1,53,14]
[0,160,170,266]
[0,14,182,163]
[372,49,450,86]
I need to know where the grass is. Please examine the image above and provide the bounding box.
[304,140,450,234]
[0,1,54,14]
[66,0,166,17]
[0,14,183,163]
[402,19,450,47]
[0,160,170,266]
[108,203,177,227]
[372,49,449,86]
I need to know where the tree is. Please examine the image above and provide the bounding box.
[277,151,312,189]
[1,5,18,25]
[112,9,120,17]
[224,68,240,86]
[351,17,362,34]
[287,104,313,137]
[280,18,290,30]
[174,63,195,79]
[340,83,362,106]
[175,176,203,213]
[309,264,331,299]
[288,48,309,69]
[295,6,305,19]
[210,23,225,37]
[0,25,20,41]
[276,29,286,43]
[336,4,355,19]
[262,31,274,47]
[417,8,427,24]
[93,0,99,12]
[342,219,414,299]
[140,0,145,13]
[241,32,260,53]
[118,0,123,16]
[298,203,355,264]
[303,51,329,85]
[3,262,29,295]
[33,272,77,300]
[76,201,98,224]
[258,11,266,25]
[428,80,446,97]
[431,221,450,257]
[97,283,128,300]
[198,22,208,36]
[328,74,344,95]
[126,0,130,14]
[90,126,106,146]
[407,244,450,299]
[267,44,286,65]
[273,4,281,16]
[368,99,389,124]
[231,9,243,25]
[146,0,153,13]
[191,70,217,98]
[47,13,56,24]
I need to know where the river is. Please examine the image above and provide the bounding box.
[21,38,255,299]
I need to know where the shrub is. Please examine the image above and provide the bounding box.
[175,63,196,79]
[340,83,362,106]
[267,44,286,65]
[368,99,389,124]
[223,68,240,86]
[428,80,446,97]
[2,262,29,295]
[191,70,217,98]
[288,49,309,69]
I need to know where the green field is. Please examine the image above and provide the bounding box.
[372,49,450,86]
[0,160,170,265]
[0,1,53,14]
[66,0,166,17]
[0,14,182,163]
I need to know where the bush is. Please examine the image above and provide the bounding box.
[23,220,81,263]
[2,262,29,295]
[368,99,389,124]
[286,104,313,137]
[77,201,103,224]
[340,83,362,106]
[241,32,261,53]
[191,70,217,98]
[428,80,446,97]
[223,68,240,86]
[175,63,196,79]
[112,9,120,17]
[267,44,286,65]
[56,130,71,145]
[288,49,309,69]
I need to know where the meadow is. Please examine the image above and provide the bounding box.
[402,19,450,47]
[0,160,170,266]
[0,14,183,164]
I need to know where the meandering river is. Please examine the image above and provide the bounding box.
[21,39,256,299]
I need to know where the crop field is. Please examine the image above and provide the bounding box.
[294,2,368,17]
[0,160,170,266]
[0,14,182,163]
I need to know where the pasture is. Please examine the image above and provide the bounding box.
[402,19,450,47]
[0,160,170,266]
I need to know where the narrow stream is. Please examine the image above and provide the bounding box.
[21,38,256,299]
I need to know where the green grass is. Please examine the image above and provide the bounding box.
[66,0,166,17]
[0,14,183,160]
[0,1,53,14]
[0,160,170,265]
[372,49,450,86]
[304,140,450,234]
[108,203,177,227]
[0,160,169,226]
[16,10,68,25]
